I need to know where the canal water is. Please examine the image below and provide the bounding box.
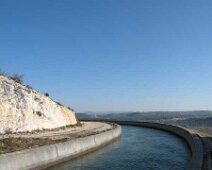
[47,125,191,170]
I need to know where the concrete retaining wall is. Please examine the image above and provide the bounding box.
[0,125,121,170]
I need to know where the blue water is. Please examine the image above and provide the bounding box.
[48,125,191,170]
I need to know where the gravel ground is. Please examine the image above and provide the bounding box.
[0,122,115,154]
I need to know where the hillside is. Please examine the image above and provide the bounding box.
[77,111,212,136]
[77,110,212,121]
[0,75,77,134]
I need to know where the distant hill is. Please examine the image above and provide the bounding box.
[77,110,212,136]
[77,110,212,122]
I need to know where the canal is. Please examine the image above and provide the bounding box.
[47,125,191,170]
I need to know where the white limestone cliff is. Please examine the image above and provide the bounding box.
[0,75,77,134]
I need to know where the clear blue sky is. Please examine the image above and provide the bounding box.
[1,0,212,112]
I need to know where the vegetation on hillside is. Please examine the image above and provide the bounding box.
[0,69,77,118]
[0,70,24,84]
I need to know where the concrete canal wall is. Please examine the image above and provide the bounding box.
[0,124,121,170]
[114,121,204,170]
[84,120,204,170]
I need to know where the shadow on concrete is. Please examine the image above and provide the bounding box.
[201,137,212,170]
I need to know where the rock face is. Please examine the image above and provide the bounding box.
[0,75,77,134]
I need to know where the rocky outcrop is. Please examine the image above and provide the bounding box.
[0,75,77,134]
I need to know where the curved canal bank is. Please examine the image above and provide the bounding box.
[0,123,121,170]
[116,121,204,170]
[83,120,204,170]
[47,125,191,170]
[0,120,206,170]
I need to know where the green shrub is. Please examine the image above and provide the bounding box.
[44,93,49,97]
[2,138,13,145]
[67,107,74,111]
[10,74,24,84]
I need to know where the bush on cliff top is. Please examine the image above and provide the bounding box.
[0,69,24,84]
[10,74,24,84]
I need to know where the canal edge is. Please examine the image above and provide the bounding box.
[0,124,122,170]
